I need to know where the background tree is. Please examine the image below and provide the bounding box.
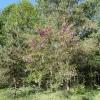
[70,29,100,87]
[69,0,100,87]
[0,0,40,46]
[0,4,15,45]
[0,25,29,97]
[0,0,41,97]
[36,0,97,37]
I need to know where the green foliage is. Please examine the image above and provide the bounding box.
[0,26,27,87]
[0,0,40,45]
[0,87,100,100]
[21,22,78,91]
[71,29,100,86]
[6,0,40,29]
[0,1,41,97]
[0,67,10,87]
[0,4,16,45]
[0,0,100,98]
[36,0,97,38]
[0,23,32,98]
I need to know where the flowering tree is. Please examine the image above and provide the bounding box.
[21,22,78,91]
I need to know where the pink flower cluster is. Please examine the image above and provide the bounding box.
[62,22,66,27]
[57,42,65,47]
[62,23,74,33]
[69,24,74,28]
[57,23,74,35]
[36,28,46,37]
[66,32,76,38]
[21,55,34,63]
[60,42,65,46]
[57,32,62,35]
[42,39,48,43]
[28,40,35,46]
[36,26,52,37]
[66,40,70,44]
[59,36,64,39]
[59,72,78,77]
[71,38,79,42]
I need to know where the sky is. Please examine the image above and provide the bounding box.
[0,0,36,9]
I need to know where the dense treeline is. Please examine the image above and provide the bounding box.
[0,0,100,97]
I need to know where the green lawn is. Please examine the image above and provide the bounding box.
[0,86,100,100]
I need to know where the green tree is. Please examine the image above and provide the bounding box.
[21,22,78,91]
[0,4,16,45]
[70,29,100,87]
[36,0,97,34]
[0,0,40,45]
[0,25,29,97]
[0,0,41,97]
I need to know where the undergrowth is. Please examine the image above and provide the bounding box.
[0,85,100,100]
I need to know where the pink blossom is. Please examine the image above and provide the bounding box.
[28,40,35,46]
[36,28,41,33]
[57,44,61,47]
[36,28,47,37]
[71,74,75,76]
[21,56,33,63]
[69,24,74,28]
[29,40,34,44]
[71,38,78,42]
[28,59,35,63]
[42,39,48,43]
[59,36,64,39]
[62,22,66,27]
[66,32,76,38]
[66,40,70,44]
[65,28,70,31]
[57,32,62,35]
[21,54,34,63]
[17,55,21,58]
[60,42,65,46]
[47,26,52,32]
[24,58,28,62]
[29,54,33,59]
[40,30,46,37]
[62,28,67,32]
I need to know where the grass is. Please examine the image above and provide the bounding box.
[0,86,100,100]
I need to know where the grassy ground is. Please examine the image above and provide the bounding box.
[0,86,100,100]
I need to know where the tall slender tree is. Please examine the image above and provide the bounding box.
[0,0,41,97]
[0,0,40,45]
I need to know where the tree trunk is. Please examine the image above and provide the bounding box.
[66,80,70,92]
[46,80,49,90]
[13,77,17,98]
[12,67,17,98]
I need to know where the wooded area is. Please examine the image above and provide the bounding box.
[0,0,100,99]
